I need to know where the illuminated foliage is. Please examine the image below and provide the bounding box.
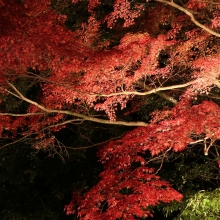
[1,0,220,219]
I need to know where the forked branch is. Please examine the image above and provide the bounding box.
[92,81,194,97]
[3,83,148,127]
[156,0,220,37]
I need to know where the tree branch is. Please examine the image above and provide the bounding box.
[11,71,193,99]
[0,119,84,149]
[1,80,195,126]
[0,112,45,116]
[3,83,148,127]
[156,0,220,37]
[92,81,194,97]
[64,135,124,150]
[136,80,178,104]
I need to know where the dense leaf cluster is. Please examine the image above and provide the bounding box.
[1,0,220,219]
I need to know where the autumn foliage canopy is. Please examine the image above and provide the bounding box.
[1,0,220,219]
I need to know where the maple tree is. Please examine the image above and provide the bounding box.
[1,0,220,219]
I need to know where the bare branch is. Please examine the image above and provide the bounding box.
[0,112,45,116]
[92,81,194,97]
[154,147,172,174]
[156,0,220,37]
[189,137,209,145]
[136,80,178,105]
[64,135,124,150]
[3,83,148,127]
[0,135,29,150]
[0,119,84,149]
[10,71,194,99]
[204,138,215,155]
[214,145,219,157]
